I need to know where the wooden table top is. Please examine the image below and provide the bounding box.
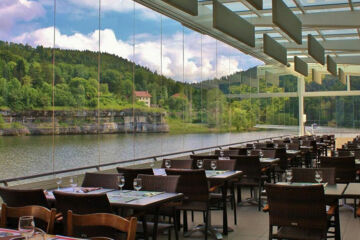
[0,228,79,240]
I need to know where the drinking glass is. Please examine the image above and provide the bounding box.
[315,171,323,183]
[196,160,203,169]
[165,160,171,169]
[285,144,289,150]
[259,150,264,158]
[211,160,217,171]
[18,216,35,240]
[219,150,224,159]
[285,170,293,183]
[133,178,142,191]
[56,177,62,190]
[118,175,125,191]
[69,177,77,192]
[247,150,251,156]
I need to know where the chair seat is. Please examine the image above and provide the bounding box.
[276,226,326,240]
[235,178,260,187]
[177,201,207,211]
[136,221,173,233]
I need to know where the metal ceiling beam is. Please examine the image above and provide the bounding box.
[197,10,360,29]
[281,39,360,52]
[288,56,360,65]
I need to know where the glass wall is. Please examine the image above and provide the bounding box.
[0,0,301,181]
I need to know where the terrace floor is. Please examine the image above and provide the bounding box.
[158,193,360,240]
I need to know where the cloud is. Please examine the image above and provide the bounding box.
[12,27,262,82]
[0,0,45,38]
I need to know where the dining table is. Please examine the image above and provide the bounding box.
[0,227,80,240]
[343,182,360,218]
[45,187,183,240]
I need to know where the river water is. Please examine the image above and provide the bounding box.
[0,130,297,180]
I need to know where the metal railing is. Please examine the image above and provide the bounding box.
[0,134,293,186]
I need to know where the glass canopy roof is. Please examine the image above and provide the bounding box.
[195,0,360,66]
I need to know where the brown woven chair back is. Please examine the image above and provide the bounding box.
[190,154,218,160]
[254,143,267,149]
[275,148,288,170]
[137,174,180,193]
[287,143,300,150]
[201,159,236,171]
[265,184,327,231]
[231,155,261,180]
[0,203,56,234]
[53,191,113,235]
[229,147,248,155]
[161,159,194,169]
[292,168,336,184]
[0,187,50,208]
[67,211,137,240]
[165,169,209,202]
[262,149,276,158]
[116,167,153,190]
[82,172,119,189]
[214,149,239,157]
[320,156,356,183]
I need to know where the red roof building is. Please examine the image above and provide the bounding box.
[134,91,152,107]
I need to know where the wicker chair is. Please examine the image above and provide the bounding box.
[0,187,50,208]
[0,203,56,234]
[292,168,336,184]
[229,147,248,155]
[67,211,137,240]
[231,155,265,211]
[265,184,328,240]
[53,191,113,236]
[116,167,153,190]
[82,172,120,189]
[161,159,194,169]
[214,149,239,157]
[165,169,211,240]
[137,174,181,240]
[202,160,238,225]
[320,156,356,183]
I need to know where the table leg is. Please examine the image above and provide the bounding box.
[335,201,341,240]
[222,181,228,235]
[142,215,148,240]
[152,207,159,240]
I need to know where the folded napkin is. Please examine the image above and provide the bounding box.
[81,187,101,193]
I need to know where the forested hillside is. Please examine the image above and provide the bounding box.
[1,40,357,133]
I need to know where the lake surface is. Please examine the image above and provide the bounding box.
[0,130,297,180]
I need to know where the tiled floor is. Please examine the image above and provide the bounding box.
[159,198,360,240]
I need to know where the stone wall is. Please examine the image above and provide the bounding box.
[0,109,169,136]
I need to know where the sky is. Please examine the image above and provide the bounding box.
[0,0,263,82]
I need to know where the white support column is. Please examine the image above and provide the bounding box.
[298,76,305,136]
[347,75,351,91]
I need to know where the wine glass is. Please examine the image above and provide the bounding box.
[315,171,323,183]
[285,170,293,183]
[196,160,203,169]
[247,149,251,156]
[56,177,62,190]
[165,160,171,169]
[211,160,217,171]
[219,150,224,160]
[285,144,289,150]
[18,216,35,240]
[118,175,125,191]
[259,150,264,158]
[133,178,142,191]
[69,177,77,192]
